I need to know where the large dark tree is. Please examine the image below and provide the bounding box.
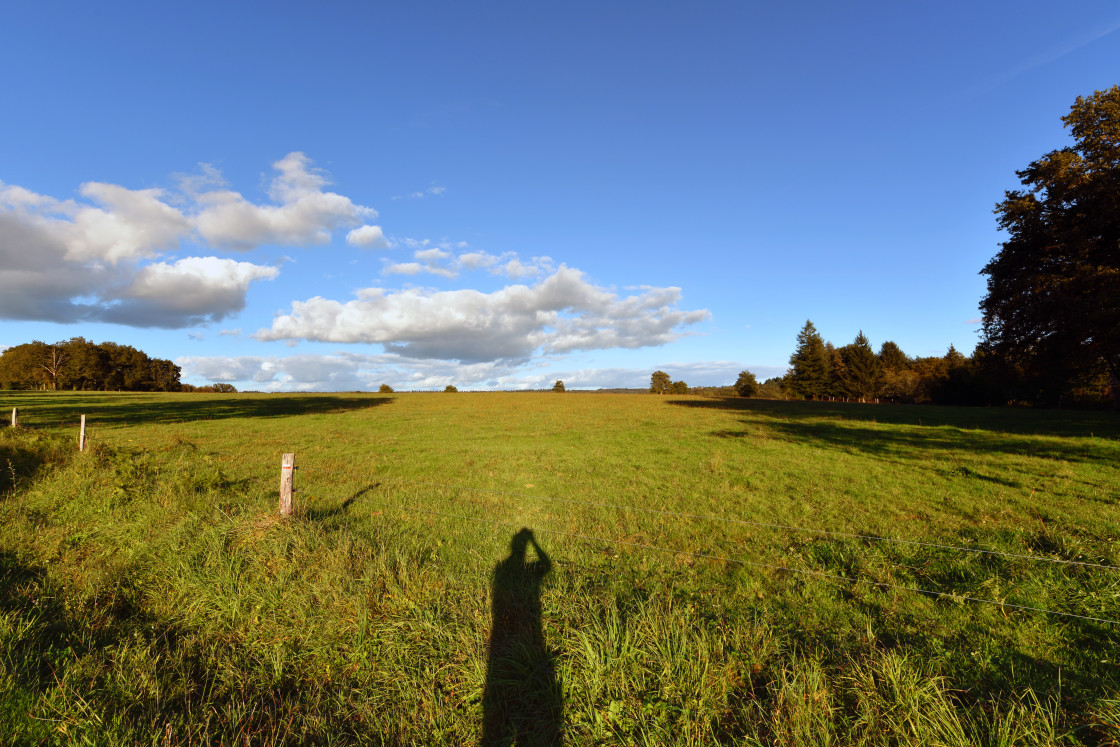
[980,86,1120,401]
[877,341,909,372]
[839,331,881,401]
[787,320,830,399]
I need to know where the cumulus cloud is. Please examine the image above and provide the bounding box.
[0,153,369,328]
[101,257,279,327]
[346,224,390,248]
[257,265,709,363]
[0,180,191,264]
[194,153,375,249]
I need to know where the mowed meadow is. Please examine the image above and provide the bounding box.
[1,390,1118,745]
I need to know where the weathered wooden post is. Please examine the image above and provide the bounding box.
[9,408,17,427]
[79,415,86,451]
[279,452,295,516]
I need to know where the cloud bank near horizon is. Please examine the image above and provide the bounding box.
[178,352,781,392]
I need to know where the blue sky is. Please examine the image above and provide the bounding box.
[2,1,1118,391]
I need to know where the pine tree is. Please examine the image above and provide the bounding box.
[788,321,830,399]
[840,331,881,401]
[877,341,909,372]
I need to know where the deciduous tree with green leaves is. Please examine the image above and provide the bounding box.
[734,370,759,397]
[649,370,671,395]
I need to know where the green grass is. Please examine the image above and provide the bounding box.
[1,391,1118,744]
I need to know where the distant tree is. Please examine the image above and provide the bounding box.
[880,368,920,403]
[0,343,48,389]
[150,359,182,392]
[944,344,966,369]
[757,376,787,399]
[59,337,107,390]
[38,342,68,391]
[839,331,881,401]
[734,370,759,397]
[379,383,394,393]
[980,86,1120,403]
[444,384,459,393]
[877,341,909,372]
[787,321,830,399]
[649,370,671,395]
[211,383,237,393]
[670,380,689,394]
[552,380,566,392]
[825,342,846,399]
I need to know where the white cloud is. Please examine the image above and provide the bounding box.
[257,265,709,362]
[383,262,425,275]
[219,328,242,337]
[392,184,446,200]
[194,152,375,249]
[384,245,554,280]
[102,257,279,327]
[177,353,774,392]
[346,224,390,248]
[1,180,191,264]
[0,153,370,328]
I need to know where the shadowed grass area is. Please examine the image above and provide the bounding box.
[0,391,394,429]
[0,391,1117,744]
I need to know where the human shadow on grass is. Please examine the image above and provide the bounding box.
[481,528,563,746]
[0,393,394,429]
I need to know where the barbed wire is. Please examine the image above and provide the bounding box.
[370,491,1120,627]
[366,477,1120,572]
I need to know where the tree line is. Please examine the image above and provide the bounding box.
[773,321,1003,405]
[719,86,1120,408]
[0,338,182,392]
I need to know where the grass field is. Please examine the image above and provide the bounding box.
[1,390,1118,745]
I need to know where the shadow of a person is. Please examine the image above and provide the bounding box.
[481,528,563,746]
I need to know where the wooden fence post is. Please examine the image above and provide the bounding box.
[79,415,86,451]
[280,452,295,516]
[9,408,16,427]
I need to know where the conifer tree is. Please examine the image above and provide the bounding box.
[787,320,830,399]
[840,331,881,401]
[877,341,909,372]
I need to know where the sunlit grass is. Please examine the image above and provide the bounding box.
[1,391,1118,744]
